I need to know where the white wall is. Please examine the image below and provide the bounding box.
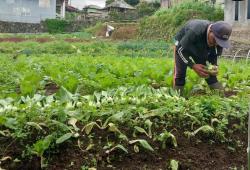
[224,0,234,24]
[224,0,250,27]
[0,0,56,23]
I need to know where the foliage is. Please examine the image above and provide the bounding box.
[0,34,249,168]
[109,10,139,21]
[44,19,70,33]
[125,0,140,6]
[117,40,168,57]
[0,83,249,167]
[106,0,140,6]
[84,22,104,35]
[65,12,79,21]
[0,40,250,99]
[138,0,224,40]
[136,1,160,18]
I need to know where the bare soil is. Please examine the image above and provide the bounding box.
[95,23,139,40]
[0,37,27,42]
[45,82,60,96]
[111,25,138,40]
[0,127,246,170]
[0,37,90,43]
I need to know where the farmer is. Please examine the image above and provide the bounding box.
[173,19,232,94]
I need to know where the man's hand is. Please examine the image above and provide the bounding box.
[206,63,218,76]
[192,64,209,78]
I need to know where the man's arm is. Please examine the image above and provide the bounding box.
[177,44,209,78]
[176,45,195,68]
[176,29,197,68]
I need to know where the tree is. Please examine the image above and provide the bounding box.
[125,0,140,6]
[106,0,139,6]
[136,1,160,17]
[106,0,115,6]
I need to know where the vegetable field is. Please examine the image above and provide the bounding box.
[0,35,250,170]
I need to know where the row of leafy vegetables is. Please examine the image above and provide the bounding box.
[0,40,250,168]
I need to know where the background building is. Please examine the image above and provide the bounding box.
[0,0,65,23]
[224,0,250,27]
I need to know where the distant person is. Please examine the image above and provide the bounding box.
[106,25,114,37]
[173,19,232,94]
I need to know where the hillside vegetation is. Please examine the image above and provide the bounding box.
[139,1,223,40]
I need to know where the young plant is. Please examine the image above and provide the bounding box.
[206,61,218,76]
[31,134,54,168]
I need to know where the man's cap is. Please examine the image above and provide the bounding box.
[211,21,232,48]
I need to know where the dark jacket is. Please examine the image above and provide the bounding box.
[175,19,223,68]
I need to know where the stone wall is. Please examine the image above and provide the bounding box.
[0,20,97,33]
[0,21,45,33]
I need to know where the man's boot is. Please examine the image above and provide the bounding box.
[173,85,184,96]
[209,82,224,90]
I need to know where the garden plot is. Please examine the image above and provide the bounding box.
[0,37,249,169]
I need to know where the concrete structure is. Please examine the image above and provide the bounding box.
[57,0,66,18]
[223,0,250,57]
[224,0,250,27]
[0,0,65,23]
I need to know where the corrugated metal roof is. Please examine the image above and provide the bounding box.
[105,0,136,10]
[83,5,103,10]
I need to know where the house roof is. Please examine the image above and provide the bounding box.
[83,5,103,10]
[66,5,79,12]
[105,0,136,10]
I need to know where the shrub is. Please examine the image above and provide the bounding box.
[138,1,224,40]
[44,19,69,33]
[84,22,105,35]
[136,1,160,18]
[109,10,139,21]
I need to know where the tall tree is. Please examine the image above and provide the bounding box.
[106,0,140,6]
[125,0,140,6]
